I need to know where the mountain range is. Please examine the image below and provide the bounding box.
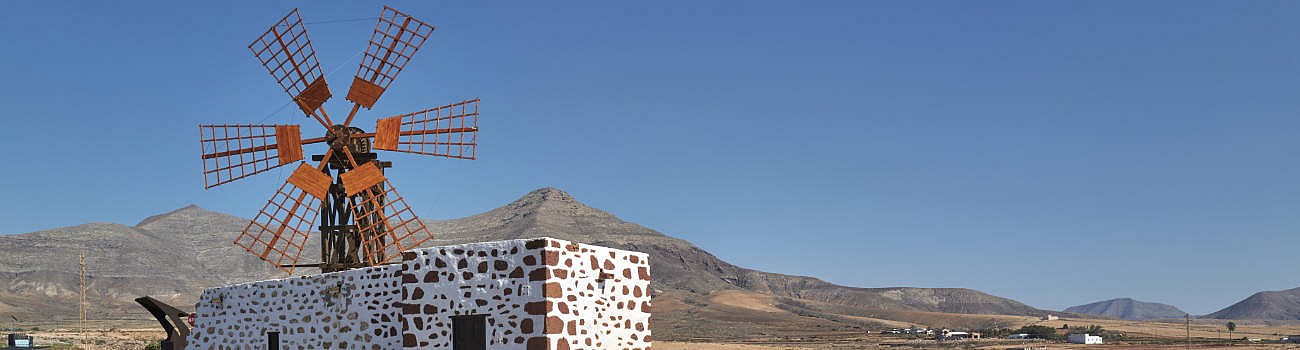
[1063,298,1186,321]
[0,187,1295,339]
[0,188,1046,336]
[1205,287,1300,320]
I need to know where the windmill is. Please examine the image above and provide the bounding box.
[199,7,478,274]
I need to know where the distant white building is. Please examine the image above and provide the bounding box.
[940,330,979,339]
[1007,333,1031,339]
[1043,314,1059,320]
[1068,334,1103,344]
[901,327,929,334]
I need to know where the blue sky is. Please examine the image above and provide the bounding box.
[1,1,1297,315]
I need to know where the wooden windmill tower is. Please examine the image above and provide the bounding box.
[199,7,478,274]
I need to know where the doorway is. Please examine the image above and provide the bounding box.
[451,314,487,350]
[266,331,279,350]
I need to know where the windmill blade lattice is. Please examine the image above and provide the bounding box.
[204,6,480,275]
[355,179,433,266]
[200,124,305,189]
[249,8,332,116]
[346,6,435,109]
[373,99,478,159]
[337,162,434,265]
[234,163,331,273]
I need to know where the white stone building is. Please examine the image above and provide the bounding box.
[1067,333,1103,344]
[188,237,651,350]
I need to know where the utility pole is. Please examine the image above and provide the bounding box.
[1185,314,1190,350]
[79,251,86,334]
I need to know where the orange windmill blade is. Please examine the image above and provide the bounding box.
[233,152,335,274]
[354,177,432,266]
[248,8,333,126]
[344,6,435,115]
[332,151,435,266]
[374,99,479,159]
[200,124,316,189]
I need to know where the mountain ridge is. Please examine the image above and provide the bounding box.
[1205,287,1300,320]
[1063,298,1187,320]
[2,187,1050,335]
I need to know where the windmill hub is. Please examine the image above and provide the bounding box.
[326,125,371,153]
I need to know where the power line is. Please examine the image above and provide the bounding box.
[276,17,378,26]
[307,17,378,25]
[253,51,361,125]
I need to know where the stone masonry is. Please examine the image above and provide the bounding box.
[189,237,651,350]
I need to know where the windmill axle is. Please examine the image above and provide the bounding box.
[325,125,372,153]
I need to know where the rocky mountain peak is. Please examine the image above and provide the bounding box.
[493,187,615,221]
[135,204,203,226]
[528,187,573,202]
[134,204,247,233]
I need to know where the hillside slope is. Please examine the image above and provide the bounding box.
[1064,298,1186,320]
[422,188,1046,316]
[1206,287,1300,320]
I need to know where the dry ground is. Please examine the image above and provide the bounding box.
[17,328,164,350]
[653,289,1300,349]
[1035,317,1300,340]
[18,329,1300,349]
[15,290,1300,349]
[669,339,1300,349]
[981,345,1300,350]
[657,341,816,349]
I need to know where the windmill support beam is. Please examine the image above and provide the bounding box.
[314,148,393,273]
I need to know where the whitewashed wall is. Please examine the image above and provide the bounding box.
[188,264,402,349]
[535,238,651,350]
[187,237,651,350]
[398,239,547,349]
[399,238,652,350]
